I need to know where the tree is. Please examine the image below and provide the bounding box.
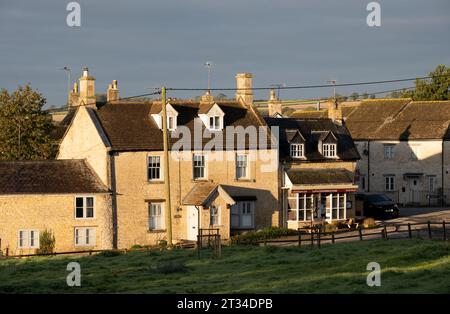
[0,85,57,160]
[349,92,360,101]
[216,93,228,100]
[411,64,450,100]
[362,92,369,99]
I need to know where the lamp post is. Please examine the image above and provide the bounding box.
[60,66,72,107]
[205,61,212,92]
[327,80,337,100]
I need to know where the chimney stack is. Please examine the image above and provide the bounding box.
[68,82,79,107]
[235,73,253,106]
[268,89,282,117]
[107,80,120,102]
[328,98,343,125]
[200,90,214,105]
[79,67,96,107]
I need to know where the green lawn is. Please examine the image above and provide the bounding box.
[0,239,449,293]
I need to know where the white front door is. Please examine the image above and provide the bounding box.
[187,206,198,241]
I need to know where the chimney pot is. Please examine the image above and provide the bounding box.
[107,80,120,102]
[235,73,253,106]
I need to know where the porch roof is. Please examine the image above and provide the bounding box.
[182,183,258,206]
[286,168,354,186]
[182,183,235,206]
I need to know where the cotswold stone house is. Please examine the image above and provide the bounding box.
[0,160,112,255]
[288,99,450,206]
[0,69,282,254]
[264,104,360,229]
[0,70,280,253]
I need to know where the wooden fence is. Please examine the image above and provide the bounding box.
[253,220,449,248]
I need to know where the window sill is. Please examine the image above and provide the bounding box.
[192,179,210,183]
[234,178,255,182]
[148,229,166,234]
[148,180,164,184]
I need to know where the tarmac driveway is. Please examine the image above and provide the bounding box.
[383,207,450,224]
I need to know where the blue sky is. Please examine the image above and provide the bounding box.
[0,0,449,106]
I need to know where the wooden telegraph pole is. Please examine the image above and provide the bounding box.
[161,86,173,246]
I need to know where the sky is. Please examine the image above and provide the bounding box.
[0,0,449,107]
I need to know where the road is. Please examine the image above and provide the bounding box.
[386,207,450,224]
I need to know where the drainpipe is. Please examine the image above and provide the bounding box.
[280,161,289,228]
[367,140,370,192]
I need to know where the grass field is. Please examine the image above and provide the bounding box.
[0,239,449,293]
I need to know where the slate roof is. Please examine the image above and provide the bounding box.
[286,168,354,185]
[289,99,450,140]
[0,160,109,195]
[264,117,360,161]
[94,100,269,151]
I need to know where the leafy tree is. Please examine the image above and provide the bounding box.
[411,64,450,100]
[216,93,228,100]
[0,85,57,160]
[349,92,359,101]
[362,92,369,99]
[388,91,400,98]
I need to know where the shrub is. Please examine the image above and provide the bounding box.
[323,222,337,233]
[38,229,55,254]
[363,218,376,228]
[231,227,297,245]
[97,250,123,258]
[158,240,168,250]
[130,244,143,250]
[156,261,188,274]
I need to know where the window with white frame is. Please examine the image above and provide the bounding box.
[298,193,314,221]
[148,202,164,230]
[18,229,39,249]
[148,156,162,181]
[75,197,94,218]
[236,154,249,179]
[329,193,346,220]
[209,116,221,130]
[193,154,206,179]
[210,205,220,226]
[384,144,395,159]
[167,116,176,131]
[322,143,337,157]
[74,227,96,246]
[231,202,254,229]
[290,143,304,158]
[385,175,395,191]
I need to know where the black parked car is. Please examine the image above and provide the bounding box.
[356,193,399,219]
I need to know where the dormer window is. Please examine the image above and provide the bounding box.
[290,144,304,158]
[151,103,178,131]
[323,143,337,158]
[168,116,176,131]
[209,116,221,130]
[199,103,225,131]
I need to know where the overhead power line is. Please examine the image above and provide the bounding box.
[166,74,450,91]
